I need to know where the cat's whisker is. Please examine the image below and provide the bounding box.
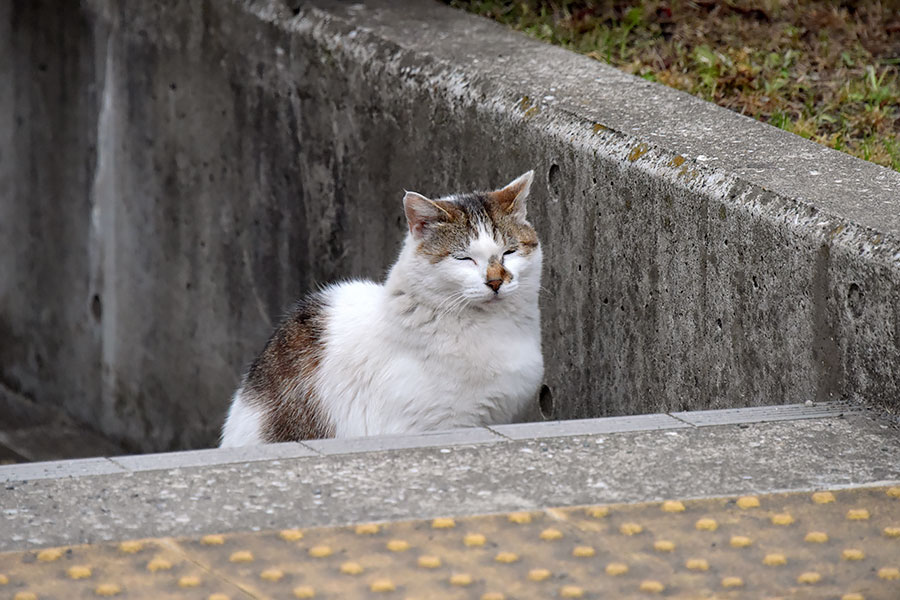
[437,292,468,320]
[432,291,466,317]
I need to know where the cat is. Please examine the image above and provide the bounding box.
[220,171,544,446]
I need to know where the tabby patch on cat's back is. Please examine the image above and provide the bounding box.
[221,171,544,447]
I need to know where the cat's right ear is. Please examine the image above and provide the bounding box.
[403,192,453,240]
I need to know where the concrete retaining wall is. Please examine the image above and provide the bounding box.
[3,0,899,452]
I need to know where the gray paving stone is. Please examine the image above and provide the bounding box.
[670,401,862,426]
[0,457,126,483]
[489,413,689,440]
[110,442,317,472]
[303,427,503,455]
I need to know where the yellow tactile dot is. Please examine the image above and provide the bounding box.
[95,583,121,596]
[464,533,486,547]
[560,585,584,598]
[118,540,143,553]
[230,550,254,563]
[572,546,596,558]
[661,500,685,512]
[37,548,62,562]
[482,594,505,600]
[878,567,900,580]
[355,523,380,535]
[508,512,532,524]
[68,565,93,579]
[15,593,38,600]
[179,576,202,587]
[449,573,472,586]
[293,585,316,598]
[805,531,829,543]
[494,551,519,563]
[730,535,752,548]
[763,553,787,566]
[208,594,230,600]
[620,522,643,535]
[147,557,172,572]
[812,491,836,504]
[654,540,675,552]
[528,568,551,581]
[370,579,396,592]
[280,529,304,541]
[695,518,718,531]
[771,513,794,525]
[606,562,629,575]
[639,580,664,593]
[340,562,364,575]
[432,517,455,529]
[418,555,442,568]
[540,528,563,540]
[722,576,743,588]
[847,509,870,520]
[308,545,332,558]
[587,506,609,518]
[387,539,410,552]
[842,594,864,600]
[686,558,709,571]
[887,487,900,498]
[797,572,822,584]
[884,527,900,537]
[0,574,7,584]
[842,549,865,561]
[201,534,225,545]
[260,569,284,582]
[737,496,760,509]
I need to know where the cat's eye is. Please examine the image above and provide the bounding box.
[503,248,517,256]
[455,256,475,263]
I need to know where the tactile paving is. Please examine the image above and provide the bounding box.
[1,486,898,599]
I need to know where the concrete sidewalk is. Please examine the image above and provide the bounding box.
[1,403,899,597]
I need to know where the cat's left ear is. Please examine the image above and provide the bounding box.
[489,170,534,221]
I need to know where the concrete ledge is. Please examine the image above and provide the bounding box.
[671,401,863,426]
[3,0,900,452]
[0,402,867,482]
[490,413,688,440]
[109,442,318,472]
[1,408,898,552]
[303,427,503,455]
[0,457,126,483]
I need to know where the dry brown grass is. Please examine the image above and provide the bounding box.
[448,1,900,172]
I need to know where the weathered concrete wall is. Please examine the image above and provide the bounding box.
[3,0,900,452]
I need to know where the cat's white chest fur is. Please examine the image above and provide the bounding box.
[317,280,543,437]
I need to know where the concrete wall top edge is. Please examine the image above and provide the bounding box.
[226,0,900,247]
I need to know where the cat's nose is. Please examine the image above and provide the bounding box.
[485,279,502,293]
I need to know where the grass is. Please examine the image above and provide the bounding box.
[446,0,900,172]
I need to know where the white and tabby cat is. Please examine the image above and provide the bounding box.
[221,171,543,446]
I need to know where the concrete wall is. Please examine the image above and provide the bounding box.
[3,0,900,452]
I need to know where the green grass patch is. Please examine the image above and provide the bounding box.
[446,0,900,173]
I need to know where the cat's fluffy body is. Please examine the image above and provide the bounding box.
[221,172,543,446]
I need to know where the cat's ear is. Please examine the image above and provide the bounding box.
[403,191,454,240]
[489,170,534,220]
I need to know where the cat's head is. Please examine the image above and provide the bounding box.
[400,171,542,308]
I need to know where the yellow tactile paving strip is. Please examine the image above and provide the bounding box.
[2,486,898,599]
